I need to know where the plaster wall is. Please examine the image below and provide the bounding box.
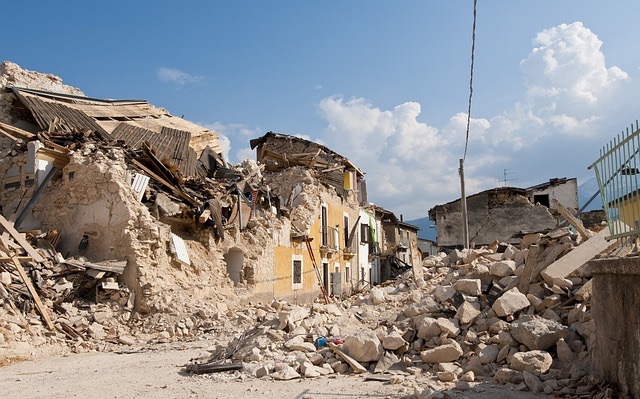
[589,257,640,398]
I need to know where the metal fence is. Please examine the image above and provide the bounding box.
[588,120,640,242]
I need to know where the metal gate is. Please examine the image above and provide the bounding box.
[588,120,640,242]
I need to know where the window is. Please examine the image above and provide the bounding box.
[292,255,303,290]
[321,205,328,246]
[343,215,350,247]
[360,223,369,243]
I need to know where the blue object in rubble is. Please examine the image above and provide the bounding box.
[315,336,327,348]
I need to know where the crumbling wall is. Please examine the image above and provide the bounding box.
[435,191,556,248]
[0,61,84,125]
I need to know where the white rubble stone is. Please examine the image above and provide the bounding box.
[420,340,463,363]
[454,279,482,296]
[456,301,481,325]
[490,260,516,277]
[491,288,529,317]
[446,249,463,264]
[0,271,11,286]
[404,297,440,317]
[523,370,545,392]
[382,330,407,351]
[503,245,517,260]
[416,317,441,340]
[510,315,569,350]
[461,371,475,382]
[438,371,456,382]
[433,285,456,303]
[567,303,587,324]
[342,329,384,362]
[494,367,524,385]
[478,344,500,364]
[278,306,310,328]
[370,287,386,305]
[272,364,300,380]
[509,350,553,374]
[436,317,460,337]
[556,338,575,364]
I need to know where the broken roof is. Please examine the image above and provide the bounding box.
[250,131,364,177]
[9,86,221,177]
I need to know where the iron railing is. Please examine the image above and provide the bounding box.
[588,120,640,242]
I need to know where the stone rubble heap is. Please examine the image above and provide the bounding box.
[191,230,611,397]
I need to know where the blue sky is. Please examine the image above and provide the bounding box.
[3,1,640,220]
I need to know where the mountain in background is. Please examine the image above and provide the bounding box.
[405,216,437,241]
[578,176,603,211]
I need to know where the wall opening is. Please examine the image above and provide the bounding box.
[224,248,245,286]
[533,194,550,207]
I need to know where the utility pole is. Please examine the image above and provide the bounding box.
[459,159,469,249]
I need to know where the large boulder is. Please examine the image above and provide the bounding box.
[420,340,463,363]
[342,329,384,362]
[511,315,569,350]
[492,287,529,317]
[509,350,553,375]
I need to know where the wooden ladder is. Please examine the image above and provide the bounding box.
[303,236,329,304]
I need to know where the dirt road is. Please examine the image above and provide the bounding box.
[0,342,551,399]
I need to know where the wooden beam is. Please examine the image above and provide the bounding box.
[518,244,540,295]
[0,215,46,263]
[552,199,593,241]
[327,342,367,374]
[131,159,200,207]
[10,256,55,330]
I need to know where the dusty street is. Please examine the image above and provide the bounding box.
[0,342,552,399]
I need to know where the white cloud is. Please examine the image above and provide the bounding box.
[202,121,262,164]
[157,67,203,85]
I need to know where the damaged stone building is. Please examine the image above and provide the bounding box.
[429,178,579,249]
[0,61,419,334]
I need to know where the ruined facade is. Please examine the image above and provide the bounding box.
[429,187,557,248]
[251,132,367,301]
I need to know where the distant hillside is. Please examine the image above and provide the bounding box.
[578,177,603,211]
[405,216,437,241]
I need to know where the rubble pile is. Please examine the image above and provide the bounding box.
[188,228,609,397]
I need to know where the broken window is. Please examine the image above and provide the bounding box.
[533,194,550,207]
[292,259,302,287]
[343,215,349,247]
[321,205,328,246]
[360,223,369,243]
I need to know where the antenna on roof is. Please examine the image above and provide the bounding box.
[498,169,517,187]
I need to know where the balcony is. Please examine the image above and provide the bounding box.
[319,226,339,257]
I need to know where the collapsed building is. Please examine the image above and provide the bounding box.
[0,62,423,354]
[428,178,585,249]
[4,61,638,398]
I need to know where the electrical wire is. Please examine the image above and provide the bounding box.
[463,0,477,161]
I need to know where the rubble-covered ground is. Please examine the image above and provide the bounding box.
[1,224,625,398]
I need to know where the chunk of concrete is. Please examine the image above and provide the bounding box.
[491,287,529,317]
[509,350,553,374]
[456,301,481,325]
[454,279,482,296]
[420,340,463,363]
[510,315,569,350]
[342,329,384,362]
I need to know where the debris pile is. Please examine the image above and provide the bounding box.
[186,227,612,397]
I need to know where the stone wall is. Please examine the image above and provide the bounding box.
[589,257,640,398]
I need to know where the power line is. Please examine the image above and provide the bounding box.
[463,0,477,161]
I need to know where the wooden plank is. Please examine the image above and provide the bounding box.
[327,342,367,374]
[0,256,33,263]
[198,209,211,223]
[131,159,199,207]
[0,215,46,263]
[518,244,539,295]
[552,199,593,241]
[541,222,624,283]
[10,256,55,330]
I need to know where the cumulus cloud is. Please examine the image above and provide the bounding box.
[313,21,635,219]
[157,67,203,85]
